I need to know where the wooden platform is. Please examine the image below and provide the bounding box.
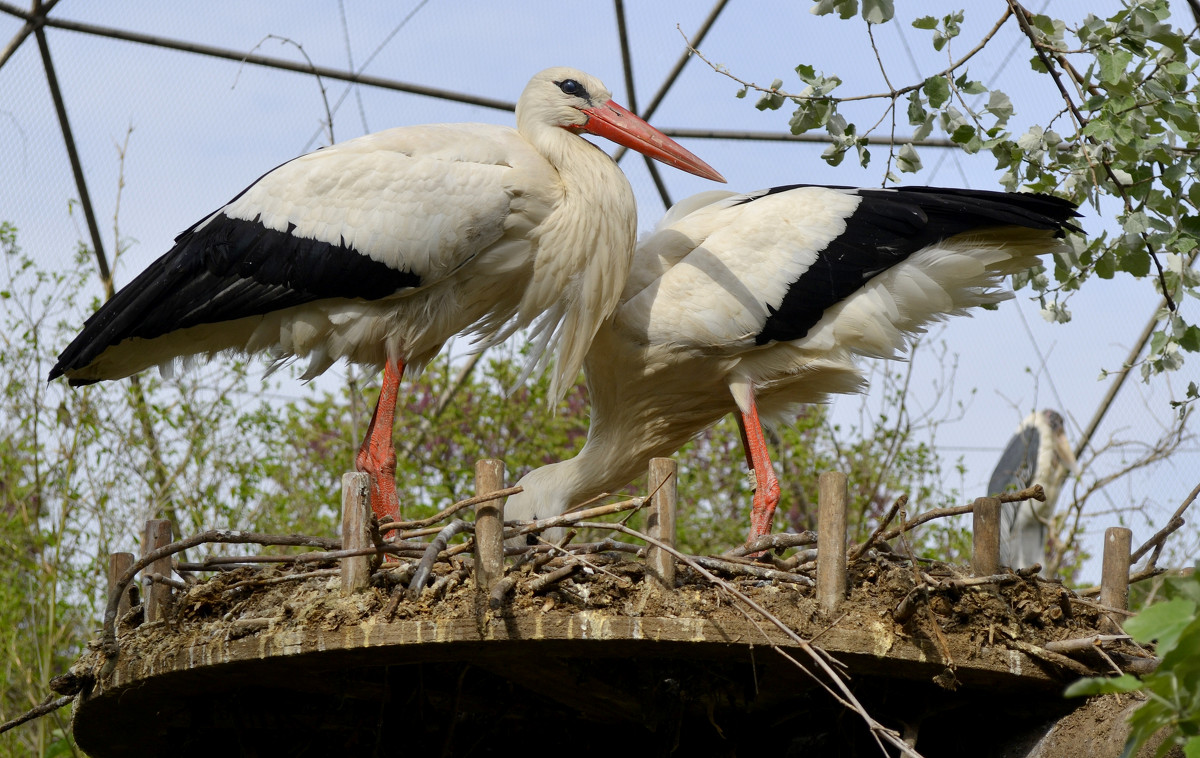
[73,606,1077,757]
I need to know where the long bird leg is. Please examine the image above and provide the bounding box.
[356,358,405,522]
[737,390,781,546]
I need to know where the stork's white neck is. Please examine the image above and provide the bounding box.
[513,123,638,402]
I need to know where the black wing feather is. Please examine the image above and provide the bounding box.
[748,186,1080,346]
[49,213,421,381]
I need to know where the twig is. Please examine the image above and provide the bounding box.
[998,484,1045,503]
[683,8,1011,106]
[379,486,523,532]
[574,522,921,757]
[428,564,471,601]
[691,556,815,586]
[724,530,818,558]
[1043,634,1132,654]
[225,568,340,590]
[849,495,907,562]
[874,503,975,545]
[143,572,187,590]
[529,563,581,594]
[102,529,367,662]
[1007,0,1173,309]
[1003,638,1095,676]
[0,694,75,736]
[1069,595,1136,615]
[1130,479,1199,563]
[407,519,471,600]
[495,497,648,544]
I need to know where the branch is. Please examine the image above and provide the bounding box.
[0,695,75,736]
[685,8,1010,105]
[1006,0,1174,311]
[379,485,522,533]
[1130,479,1200,563]
[849,495,907,562]
[574,521,923,758]
[101,529,374,662]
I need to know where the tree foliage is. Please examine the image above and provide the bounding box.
[1066,567,1200,757]
[718,0,1200,393]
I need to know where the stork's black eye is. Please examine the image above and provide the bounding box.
[557,79,584,97]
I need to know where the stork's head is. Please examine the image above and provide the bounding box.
[516,67,724,182]
[1040,409,1081,477]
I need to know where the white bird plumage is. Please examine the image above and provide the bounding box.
[503,184,1081,546]
[990,409,1079,572]
[50,66,724,521]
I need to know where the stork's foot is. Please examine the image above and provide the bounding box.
[745,466,781,555]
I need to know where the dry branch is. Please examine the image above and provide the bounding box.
[998,484,1045,503]
[378,486,522,532]
[1043,634,1132,654]
[0,695,75,736]
[225,568,340,590]
[101,529,383,662]
[725,530,818,558]
[574,521,920,758]
[408,519,471,600]
[849,495,907,562]
[691,556,815,586]
[1130,479,1199,563]
[874,503,975,545]
[529,563,581,594]
[1003,639,1095,676]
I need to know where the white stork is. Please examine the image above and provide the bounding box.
[502,185,1081,547]
[989,409,1079,572]
[49,67,724,522]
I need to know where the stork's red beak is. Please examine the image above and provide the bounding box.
[580,100,726,183]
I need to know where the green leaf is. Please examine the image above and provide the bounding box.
[861,0,893,24]
[1181,326,1200,353]
[1098,47,1133,84]
[1183,736,1200,758]
[912,15,938,29]
[924,75,950,108]
[951,124,976,144]
[811,0,857,20]
[896,143,922,173]
[906,90,926,125]
[1125,598,1197,656]
[1064,673,1143,697]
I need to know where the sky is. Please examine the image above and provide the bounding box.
[1,0,1196,583]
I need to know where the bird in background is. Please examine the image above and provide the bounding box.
[502,184,1081,548]
[989,409,1080,572]
[49,66,724,523]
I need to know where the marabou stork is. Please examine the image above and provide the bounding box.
[989,409,1080,571]
[502,185,1081,547]
[49,67,724,521]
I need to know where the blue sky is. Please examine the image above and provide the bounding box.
[2,0,1195,582]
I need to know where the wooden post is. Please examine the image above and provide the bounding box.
[141,519,172,622]
[972,497,1002,576]
[108,552,135,619]
[816,471,848,614]
[1100,526,1133,633]
[646,458,678,590]
[474,459,506,595]
[340,472,372,594]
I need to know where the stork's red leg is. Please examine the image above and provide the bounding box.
[356,359,404,522]
[736,390,781,547]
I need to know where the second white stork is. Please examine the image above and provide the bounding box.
[989,409,1079,572]
[49,67,724,522]
[503,185,1081,547]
